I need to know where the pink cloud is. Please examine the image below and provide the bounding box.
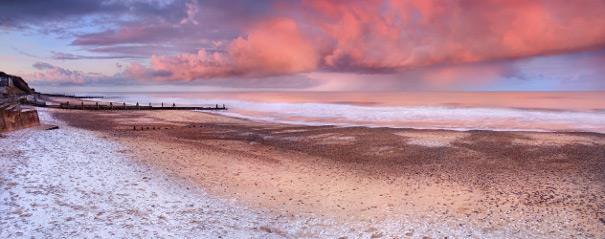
[29,62,87,84]
[228,18,318,76]
[28,62,116,85]
[420,64,510,88]
[126,18,319,81]
[306,62,514,91]
[126,0,605,81]
[306,0,605,70]
[180,1,200,25]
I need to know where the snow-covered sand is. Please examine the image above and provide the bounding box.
[0,110,596,238]
[5,110,488,239]
[1,111,363,238]
[1,112,256,238]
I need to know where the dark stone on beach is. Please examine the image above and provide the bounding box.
[259,226,272,233]
[370,232,384,238]
[45,125,59,130]
[600,218,605,224]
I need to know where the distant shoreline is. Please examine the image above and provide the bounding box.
[35,92,605,134]
[37,92,105,99]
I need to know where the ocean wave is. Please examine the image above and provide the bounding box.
[106,93,605,133]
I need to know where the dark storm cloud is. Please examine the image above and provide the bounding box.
[0,0,120,28]
[0,0,187,28]
[1,0,285,55]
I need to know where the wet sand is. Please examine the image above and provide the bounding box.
[47,109,605,238]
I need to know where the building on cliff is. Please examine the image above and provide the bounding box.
[1,71,34,97]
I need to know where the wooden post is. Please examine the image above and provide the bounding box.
[123,102,126,110]
[133,125,136,131]
[161,102,164,108]
[81,101,84,110]
[96,102,99,110]
[136,102,140,110]
[110,102,113,110]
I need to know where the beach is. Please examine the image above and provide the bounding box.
[4,0,605,237]
[1,110,362,238]
[2,107,602,238]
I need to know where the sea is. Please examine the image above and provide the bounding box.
[75,91,605,133]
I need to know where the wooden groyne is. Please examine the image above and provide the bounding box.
[20,93,228,111]
[53,101,227,111]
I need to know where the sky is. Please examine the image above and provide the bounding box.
[1,0,605,92]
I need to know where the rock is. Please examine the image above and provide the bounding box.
[370,232,384,238]
[1,105,40,132]
[45,125,59,130]
[600,218,605,224]
[259,226,272,233]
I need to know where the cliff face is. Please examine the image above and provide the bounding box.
[0,71,34,96]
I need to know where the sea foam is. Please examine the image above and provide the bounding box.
[98,93,605,133]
